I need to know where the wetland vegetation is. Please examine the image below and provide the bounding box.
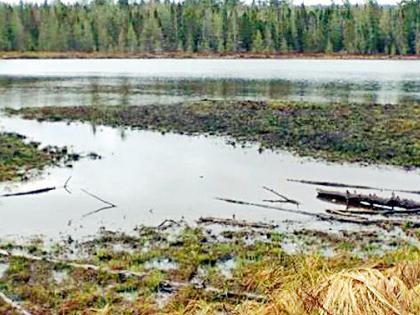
[7,100,420,168]
[0,132,79,182]
[0,223,419,314]
[0,57,419,314]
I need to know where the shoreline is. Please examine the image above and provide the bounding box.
[1,51,420,60]
[7,100,420,169]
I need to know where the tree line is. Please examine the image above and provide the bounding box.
[0,0,419,55]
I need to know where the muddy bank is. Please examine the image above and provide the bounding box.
[8,100,420,168]
[0,132,84,182]
[1,51,420,60]
[0,221,418,314]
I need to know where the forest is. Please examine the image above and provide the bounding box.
[0,0,419,55]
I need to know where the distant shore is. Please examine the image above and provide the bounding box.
[1,51,419,60]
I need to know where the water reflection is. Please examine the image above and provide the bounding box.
[0,117,418,239]
[0,59,419,108]
[0,77,418,108]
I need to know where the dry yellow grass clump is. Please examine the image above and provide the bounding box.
[174,260,420,315]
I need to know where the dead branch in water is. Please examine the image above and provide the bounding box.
[335,207,420,216]
[81,188,117,217]
[216,197,420,228]
[262,186,300,206]
[317,189,420,210]
[0,186,56,197]
[0,249,146,279]
[324,209,420,227]
[0,291,33,315]
[197,216,278,229]
[288,178,420,195]
[0,176,73,198]
[216,197,315,217]
[63,176,72,194]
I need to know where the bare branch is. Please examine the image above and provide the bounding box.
[0,291,33,315]
[262,186,300,206]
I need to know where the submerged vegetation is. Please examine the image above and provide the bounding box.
[0,223,419,314]
[8,100,420,168]
[0,132,79,182]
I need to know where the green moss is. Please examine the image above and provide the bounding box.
[0,132,77,182]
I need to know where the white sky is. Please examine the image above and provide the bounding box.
[0,0,400,5]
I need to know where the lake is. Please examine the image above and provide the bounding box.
[0,59,419,240]
[0,59,419,108]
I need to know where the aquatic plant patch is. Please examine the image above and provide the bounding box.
[7,100,420,168]
[0,132,81,182]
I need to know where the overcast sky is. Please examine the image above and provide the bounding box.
[0,0,400,5]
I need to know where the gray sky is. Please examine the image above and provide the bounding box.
[0,0,400,5]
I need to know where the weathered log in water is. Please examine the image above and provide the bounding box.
[288,179,420,195]
[216,197,420,228]
[1,187,56,198]
[324,209,420,228]
[197,216,278,229]
[317,189,420,210]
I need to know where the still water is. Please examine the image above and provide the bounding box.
[0,59,419,107]
[0,59,419,240]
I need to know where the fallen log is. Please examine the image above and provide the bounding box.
[324,209,420,228]
[288,178,420,196]
[197,216,278,229]
[0,291,32,315]
[335,207,420,216]
[1,176,72,198]
[1,186,56,197]
[317,189,420,210]
[216,197,420,228]
[0,249,146,279]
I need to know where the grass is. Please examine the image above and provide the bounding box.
[0,132,76,182]
[7,100,420,168]
[0,224,419,314]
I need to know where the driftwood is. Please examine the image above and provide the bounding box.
[262,186,300,206]
[216,197,420,228]
[0,176,72,198]
[335,207,420,216]
[0,249,146,279]
[197,216,278,229]
[0,291,32,315]
[81,188,117,217]
[288,178,420,196]
[1,187,56,197]
[0,249,264,304]
[324,209,420,227]
[317,189,420,210]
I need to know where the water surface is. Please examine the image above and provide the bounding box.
[0,59,419,107]
[0,117,418,239]
[0,59,419,240]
